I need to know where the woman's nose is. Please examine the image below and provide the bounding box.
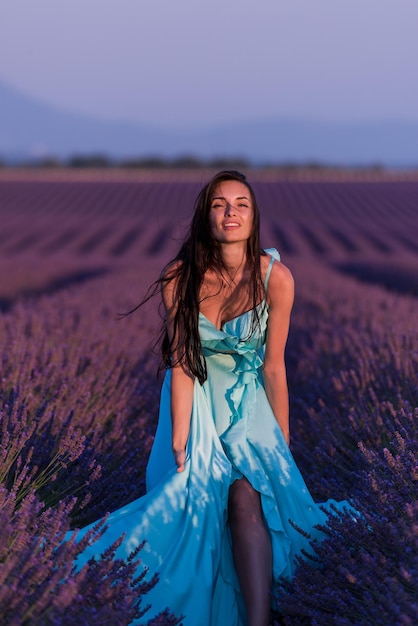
[224,202,236,216]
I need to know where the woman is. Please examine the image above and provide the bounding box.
[74,171,350,626]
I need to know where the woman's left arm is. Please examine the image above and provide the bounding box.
[262,261,295,445]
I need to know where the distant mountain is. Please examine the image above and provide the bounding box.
[0,79,181,161]
[1,79,418,165]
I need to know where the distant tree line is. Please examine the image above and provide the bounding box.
[0,153,388,172]
[0,154,253,170]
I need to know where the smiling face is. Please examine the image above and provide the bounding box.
[208,180,254,245]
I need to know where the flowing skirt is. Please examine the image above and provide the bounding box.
[72,368,351,625]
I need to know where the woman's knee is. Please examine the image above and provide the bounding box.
[228,478,263,524]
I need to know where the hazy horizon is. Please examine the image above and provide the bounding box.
[1,0,418,130]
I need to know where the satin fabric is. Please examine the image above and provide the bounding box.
[72,249,351,625]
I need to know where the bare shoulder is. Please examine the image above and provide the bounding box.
[266,260,294,309]
[163,259,183,277]
[161,260,182,310]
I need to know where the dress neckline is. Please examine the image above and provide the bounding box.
[199,300,267,331]
[198,251,277,331]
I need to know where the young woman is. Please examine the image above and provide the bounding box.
[74,171,351,626]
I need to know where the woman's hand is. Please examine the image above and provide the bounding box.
[173,449,187,473]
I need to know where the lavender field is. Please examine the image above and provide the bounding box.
[0,170,417,625]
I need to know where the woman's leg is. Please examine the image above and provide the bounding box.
[228,477,272,626]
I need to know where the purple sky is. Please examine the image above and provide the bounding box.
[1,0,417,129]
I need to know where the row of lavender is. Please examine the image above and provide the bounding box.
[1,253,416,624]
[0,182,417,266]
[275,261,417,625]
[0,266,179,624]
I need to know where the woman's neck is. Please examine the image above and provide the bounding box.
[216,244,249,291]
[219,243,247,274]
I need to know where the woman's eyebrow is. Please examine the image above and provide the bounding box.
[211,195,250,201]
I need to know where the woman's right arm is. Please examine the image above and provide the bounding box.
[161,270,195,473]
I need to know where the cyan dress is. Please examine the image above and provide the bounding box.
[72,249,351,625]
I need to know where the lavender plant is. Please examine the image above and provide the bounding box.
[270,262,418,625]
[0,486,181,625]
[0,276,161,525]
[0,275,181,624]
[273,434,417,625]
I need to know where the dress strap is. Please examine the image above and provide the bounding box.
[263,248,280,291]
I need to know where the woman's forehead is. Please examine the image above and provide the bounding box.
[211,180,251,199]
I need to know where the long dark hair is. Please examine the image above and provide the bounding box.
[129,170,266,385]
